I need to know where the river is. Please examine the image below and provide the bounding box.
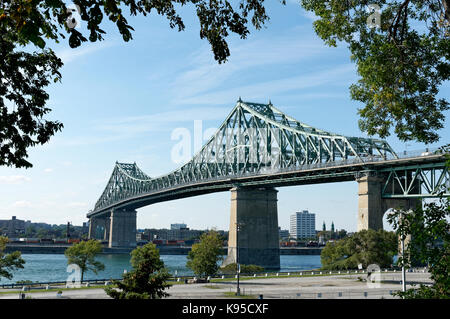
[0,254,322,284]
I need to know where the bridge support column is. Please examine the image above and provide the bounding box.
[103,216,110,241]
[223,187,280,270]
[357,173,421,231]
[88,217,99,239]
[108,209,137,248]
[357,174,385,231]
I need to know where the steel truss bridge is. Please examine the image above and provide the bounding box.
[87,100,449,219]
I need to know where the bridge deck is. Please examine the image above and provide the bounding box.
[87,153,447,218]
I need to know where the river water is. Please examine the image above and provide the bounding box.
[0,254,322,284]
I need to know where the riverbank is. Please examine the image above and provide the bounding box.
[5,244,323,255]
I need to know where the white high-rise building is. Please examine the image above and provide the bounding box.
[290,210,316,239]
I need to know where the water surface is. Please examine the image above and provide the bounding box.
[0,254,322,284]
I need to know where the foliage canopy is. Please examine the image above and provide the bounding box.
[320,229,398,270]
[387,195,450,299]
[186,230,224,279]
[0,236,25,281]
[302,0,450,143]
[105,243,171,299]
[64,239,105,281]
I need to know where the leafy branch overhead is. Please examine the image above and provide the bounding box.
[301,0,450,143]
[1,1,449,169]
[0,0,283,168]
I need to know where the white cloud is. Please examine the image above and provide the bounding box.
[92,106,230,136]
[44,168,53,173]
[178,64,356,105]
[169,32,327,105]
[0,175,31,184]
[56,41,116,64]
[11,201,33,208]
[66,202,88,208]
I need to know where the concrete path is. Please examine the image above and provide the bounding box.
[0,272,432,299]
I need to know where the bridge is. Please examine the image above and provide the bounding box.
[86,99,449,269]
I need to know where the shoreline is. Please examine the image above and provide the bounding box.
[5,245,323,255]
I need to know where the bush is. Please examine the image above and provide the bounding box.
[220,263,264,275]
[104,243,171,299]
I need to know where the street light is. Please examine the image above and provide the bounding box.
[401,234,406,293]
[399,210,408,295]
[236,222,245,296]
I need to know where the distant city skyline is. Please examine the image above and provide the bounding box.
[0,2,447,233]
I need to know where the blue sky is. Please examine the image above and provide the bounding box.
[0,1,449,232]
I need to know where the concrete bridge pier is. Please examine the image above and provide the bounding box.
[357,174,385,231]
[357,173,420,231]
[88,217,100,239]
[108,209,137,248]
[223,186,280,270]
[103,216,110,241]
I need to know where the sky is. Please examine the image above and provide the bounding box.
[0,1,449,233]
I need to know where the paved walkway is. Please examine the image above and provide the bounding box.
[0,272,432,299]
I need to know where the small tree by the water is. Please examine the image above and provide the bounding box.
[64,239,105,282]
[186,230,223,279]
[105,243,172,299]
[0,237,25,281]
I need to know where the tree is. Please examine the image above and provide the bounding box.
[320,229,398,270]
[301,0,450,144]
[3,1,448,168]
[104,243,171,299]
[186,230,224,279]
[0,0,285,168]
[337,229,348,240]
[0,236,25,281]
[64,239,104,281]
[387,195,450,298]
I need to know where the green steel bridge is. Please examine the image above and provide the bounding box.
[87,99,449,219]
[86,100,448,266]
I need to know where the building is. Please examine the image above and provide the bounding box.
[170,223,188,230]
[0,216,26,238]
[144,227,227,242]
[278,227,290,240]
[145,228,203,241]
[290,210,316,240]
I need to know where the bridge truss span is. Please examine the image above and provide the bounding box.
[89,99,400,216]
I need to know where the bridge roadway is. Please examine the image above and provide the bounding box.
[87,152,446,218]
